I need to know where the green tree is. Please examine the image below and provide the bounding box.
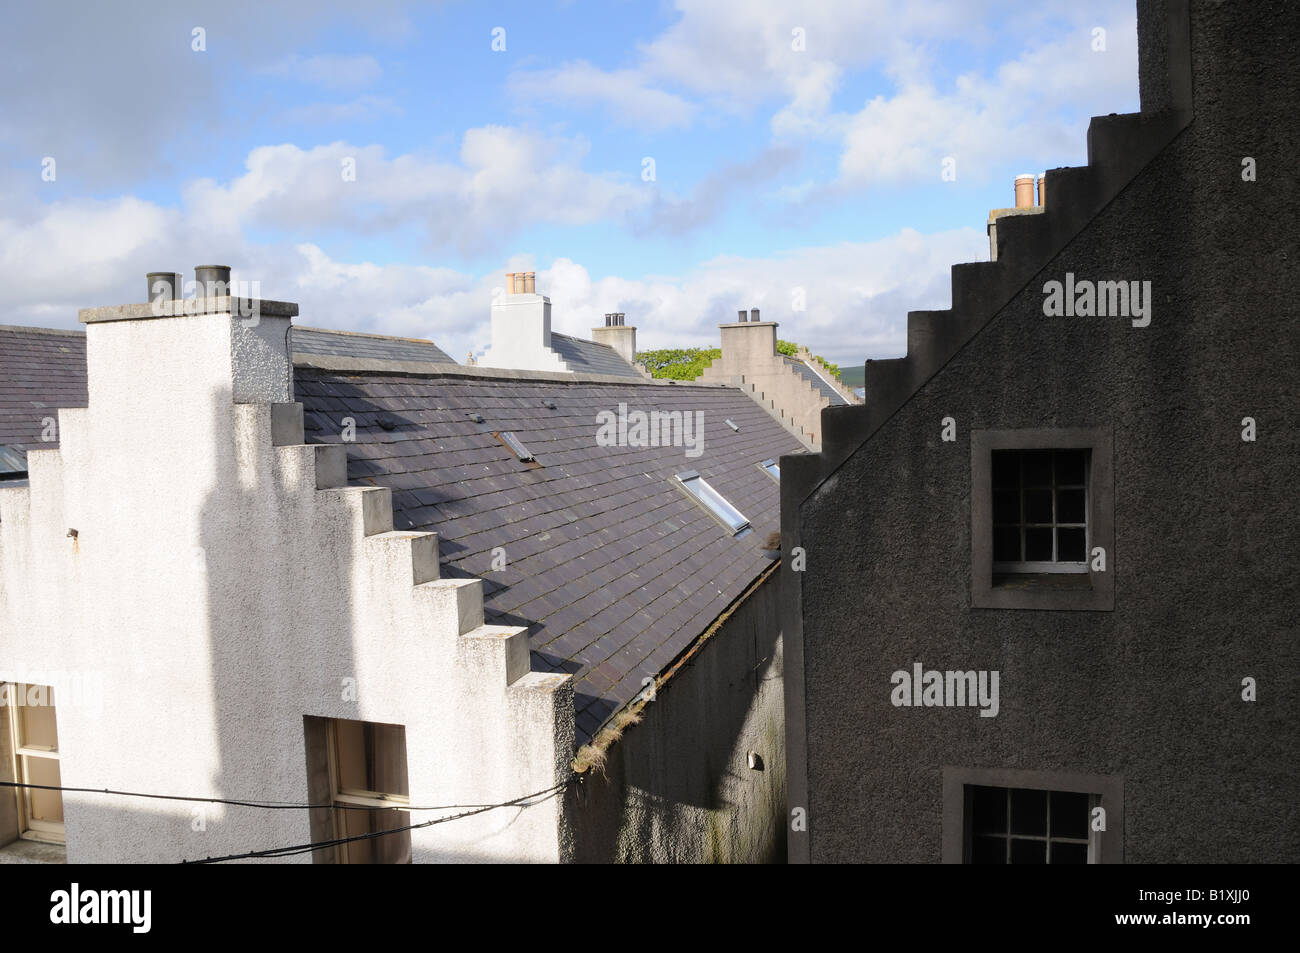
[636,347,722,380]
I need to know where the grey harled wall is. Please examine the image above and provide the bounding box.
[795,0,1300,862]
[570,571,786,863]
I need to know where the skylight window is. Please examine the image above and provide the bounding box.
[498,431,535,462]
[760,459,780,481]
[675,470,750,535]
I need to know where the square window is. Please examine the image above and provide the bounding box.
[972,429,1113,611]
[945,768,1121,864]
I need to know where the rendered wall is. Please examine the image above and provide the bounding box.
[793,0,1299,862]
[570,570,787,863]
[0,304,573,863]
[699,322,829,447]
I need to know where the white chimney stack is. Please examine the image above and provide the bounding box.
[479,272,569,372]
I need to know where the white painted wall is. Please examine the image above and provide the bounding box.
[0,303,574,863]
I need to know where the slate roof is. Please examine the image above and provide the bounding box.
[0,326,88,462]
[549,332,642,379]
[292,326,455,365]
[784,356,849,405]
[293,368,802,744]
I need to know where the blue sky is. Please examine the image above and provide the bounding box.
[0,0,1140,366]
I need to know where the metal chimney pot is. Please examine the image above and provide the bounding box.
[195,265,231,297]
[146,272,182,303]
[750,308,760,322]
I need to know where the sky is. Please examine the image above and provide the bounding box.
[0,1,1140,368]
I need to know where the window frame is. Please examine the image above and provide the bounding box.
[758,459,781,483]
[942,766,1123,864]
[323,717,412,864]
[971,427,1114,611]
[3,683,65,845]
[674,470,751,536]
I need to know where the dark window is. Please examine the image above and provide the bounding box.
[991,449,1089,571]
[967,785,1092,864]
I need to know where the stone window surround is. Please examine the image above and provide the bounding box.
[941,765,1124,864]
[971,426,1114,610]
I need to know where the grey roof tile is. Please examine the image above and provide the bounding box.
[294,367,801,744]
[549,332,642,379]
[292,326,456,364]
[0,326,88,455]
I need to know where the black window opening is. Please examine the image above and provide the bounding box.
[966,785,1093,864]
[991,448,1089,574]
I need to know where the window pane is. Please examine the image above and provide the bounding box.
[1010,839,1048,864]
[1056,449,1087,486]
[1057,488,1086,524]
[24,755,64,824]
[1057,528,1087,562]
[971,786,1007,834]
[17,687,58,751]
[1051,842,1089,864]
[335,720,409,798]
[681,475,748,533]
[1010,788,1048,835]
[993,490,1020,525]
[992,451,1019,488]
[1024,489,1053,524]
[971,836,1007,864]
[1050,791,1090,839]
[1025,528,1053,561]
[1023,451,1052,486]
[993,527,1021,562]
[334,805,411,864]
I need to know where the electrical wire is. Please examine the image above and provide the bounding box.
[183,779,572,864]
[0,778,573,813]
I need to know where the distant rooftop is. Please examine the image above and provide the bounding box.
[550,332,643,379]
[291,326,455,365]
[784,356,849,406]
[0,326,88,463]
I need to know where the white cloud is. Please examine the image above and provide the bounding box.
[835,12,1140,187]
[181,129,650,256]
[282,96,402,125]
[287,53,383,90]
[507,62,696,131]
[0,184,983,368]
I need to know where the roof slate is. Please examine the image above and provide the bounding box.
[0,326,88,452]
[783,356,848,405]
[549,332,642,379]
[292,326,455,365]
[293,368,801,743]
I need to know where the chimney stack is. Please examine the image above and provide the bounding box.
[592,312,636,365]
[479,273,567,371]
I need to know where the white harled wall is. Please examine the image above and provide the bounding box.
[0,303,574,863]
